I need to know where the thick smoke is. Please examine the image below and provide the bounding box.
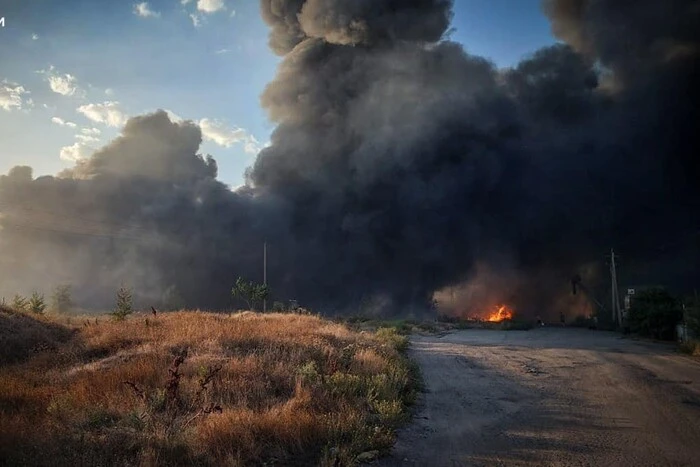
[1,0,698,316]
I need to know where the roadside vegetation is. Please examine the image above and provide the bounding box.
[345,315,534,336]
[571,287,700,354]
[679,292,700,355]
[628,288,683,340]
[0,305,419,466]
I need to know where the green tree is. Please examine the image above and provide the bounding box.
[28,291,47,314]
[11,294,28,312]
[111,286,134,321]
[683,292,700,336]
[232,277,270,311]
[51,285,73,314]
[628,288,682,340]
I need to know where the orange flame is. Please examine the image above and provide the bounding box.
[485,305,514,322]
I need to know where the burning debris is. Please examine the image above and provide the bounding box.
[0,0,698,315]
[485,305,514,323]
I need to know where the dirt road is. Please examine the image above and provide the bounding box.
[380,328,700,467]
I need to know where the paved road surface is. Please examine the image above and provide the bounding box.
[380,328,700,467]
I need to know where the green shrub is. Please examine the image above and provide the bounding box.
[11,294,28,312]
[110,286,134,321]
[51,285,73,314]
[375,327,409,352]
[28,291,47,314]
[297,361,321,386]
[371,399,405,427]
[628,288,682,340]
[231,277,270,311]
[326,373,366,398]
[684,295,700,337]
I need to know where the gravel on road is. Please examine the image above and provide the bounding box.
[380,328,700,467]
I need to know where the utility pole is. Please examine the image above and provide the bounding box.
[609,249,622,327]
[263,241,268,313]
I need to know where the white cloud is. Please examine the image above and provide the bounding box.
[133,2,160,18]
[181,0,193,4]
[105,88,114,96]
[49,74,79,96]
[32,33,39,40]
[0,80,30,112]
[165,109,184,123]
[51,117,78,128]
[215,48,230,54]
[38,66,82,97]
[189,13,202,27]
[199,118,262,154]
[81,127,102,136]
[60,141,97,162]
[77,101,128,127]
[60,128,103,161]
[243,135,262,155]
[197,0,225,14]
[230,10,236,18]
[75,134,100,143]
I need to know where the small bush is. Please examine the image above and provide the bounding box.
[11,294,28,312]
[232,277,270,311]
[375,327,409,352]
[416,321,438,333]
[372,399,404,427]
[51,285,73,314]
[684,295,700,337]
[297,361,321,386]
[28,291,47,314]
[629,288,682,340]
[110,286,134,321]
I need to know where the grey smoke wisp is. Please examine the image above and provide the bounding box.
[1,0,698,315]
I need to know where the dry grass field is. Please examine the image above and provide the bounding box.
[0,305,418,466]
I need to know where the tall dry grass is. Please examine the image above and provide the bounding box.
[0,310,417,466]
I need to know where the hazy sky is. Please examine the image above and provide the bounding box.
[0,0,554,188]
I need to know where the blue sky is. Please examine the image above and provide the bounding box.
[0,0,554,188]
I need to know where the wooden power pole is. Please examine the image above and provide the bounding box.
[609,249,622,326]
[263,241,268,313]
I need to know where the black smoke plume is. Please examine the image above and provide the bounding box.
[1,0,698,316]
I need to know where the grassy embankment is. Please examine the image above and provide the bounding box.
[346,316,534,335]
[0,306,419,466]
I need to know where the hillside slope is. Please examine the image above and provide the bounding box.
[0,310,417,466]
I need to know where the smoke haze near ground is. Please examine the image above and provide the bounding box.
[1,0,698,316]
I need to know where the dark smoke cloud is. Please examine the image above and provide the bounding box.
[1,0,698,316]
[261,0,453,54]
[543,0,700,81]
[0,111,262,309]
